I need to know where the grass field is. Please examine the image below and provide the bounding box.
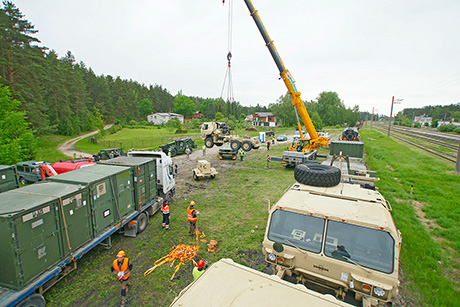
[36,125,460,306]
[35,134,73,162]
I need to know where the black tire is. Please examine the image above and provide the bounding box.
[170,148,177,157]
[241,140,252,152]
[294,164,341,187]
[210,174,215,178]
[16,293,45,307]
[136,212,148,233]
[346,134,354,141]
[19,176,27,185]
[205,138,214,148]
[193,171,198,181]
[230,140,241,150]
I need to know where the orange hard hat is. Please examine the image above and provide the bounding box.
[197,260,205,269]
[117,250,125,257]
[190,201,195,206]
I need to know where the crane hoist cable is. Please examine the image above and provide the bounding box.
[220,0,235,106]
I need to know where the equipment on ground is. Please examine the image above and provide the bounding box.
[160,137,197,157]
[192,160,218,180]
[241,0,328,153]
[207,240,218,253]
[144,244,200,280]
[201,122,260,152]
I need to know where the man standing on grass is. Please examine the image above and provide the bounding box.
[111,250,132,307]
[187,201,199,237]
[267,141,271,151]
[239,149,244,161]
[266,154,271,168]
[202,145,206,156]
[161,199,171,230]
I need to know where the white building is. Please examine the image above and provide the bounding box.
[147,113,184,125]
[414,115,432,126]
[437,120,460,128]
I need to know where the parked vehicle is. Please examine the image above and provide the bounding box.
[276,134,287,141]
[0,156,173,307]
[16,161,51,184]
[192,160,218,180]
[51,159,96,174]
[0,165,19,193]
[170,258,354,307]
[93,148,124,161]
[218,143,238,160]
[159,137,197,157]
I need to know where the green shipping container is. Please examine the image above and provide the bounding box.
[0,182,91,290]
[99,156,158,209]
[329,141,364,158]
[0,165,19,193]
[46,165,135,236]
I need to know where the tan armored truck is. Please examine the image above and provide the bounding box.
[201,122,260,152]
[170,258,354,307]
[262,164,401,307]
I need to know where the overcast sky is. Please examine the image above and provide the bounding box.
[12,0,460,116]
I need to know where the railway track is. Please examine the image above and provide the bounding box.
[372,123,460,163]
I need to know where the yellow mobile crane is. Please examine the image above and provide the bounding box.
[241,0,329,152]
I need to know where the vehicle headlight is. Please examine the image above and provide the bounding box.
[268,253,276,261]
[373,287,385,297]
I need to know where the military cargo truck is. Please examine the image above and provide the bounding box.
[0,165,19,192]
[262,164,401,307]
[170,258,354,307]
[201,121,260,151]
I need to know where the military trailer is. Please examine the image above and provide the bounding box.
[159,137,197,157]
[0,165,19,193]
[192,160,218,180]
[262,164,401,307]
[170,258,354,307]
[0,160,169,307]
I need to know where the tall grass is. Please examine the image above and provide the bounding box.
[361,128,460,306]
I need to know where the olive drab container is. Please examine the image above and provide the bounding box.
[98,156,158,211]
[0,182,91,290]
[0,165,19,193]
[46,164,135,236]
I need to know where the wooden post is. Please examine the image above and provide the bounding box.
[455,145,460,175]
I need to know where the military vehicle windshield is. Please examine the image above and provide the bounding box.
[267,210,395,273]
[325,220,394,274]
[268,210,325,253]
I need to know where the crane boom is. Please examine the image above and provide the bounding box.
[243,0,328,151]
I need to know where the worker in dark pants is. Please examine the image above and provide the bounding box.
[161,199,170,230]
[187,201,199,237]
[111,250,133,307]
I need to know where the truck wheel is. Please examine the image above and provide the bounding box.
[19,176,27,185]
[230,140,241,150]
[170,148,177,157]
[211,174,215,178]
[136,213,148,233]
[16,293,45,307]
[241,140,252,152]
[205,138,214,148]
[294,164,341,187]
[193,171,198,181]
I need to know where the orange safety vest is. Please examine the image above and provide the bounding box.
[187,206,197,222]
[161,204,170,214]
[113,257,131,280]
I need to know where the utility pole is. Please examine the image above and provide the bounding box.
[388,96,394,137]
[455,145,460,175]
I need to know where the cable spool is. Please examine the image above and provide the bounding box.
[207,240,218,252]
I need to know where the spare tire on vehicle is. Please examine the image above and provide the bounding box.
[294,164,341,187]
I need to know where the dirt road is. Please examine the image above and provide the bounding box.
[57,124,113,158]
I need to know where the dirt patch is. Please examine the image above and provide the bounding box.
[386,164,395,171]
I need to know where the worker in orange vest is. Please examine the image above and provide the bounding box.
[161,199,171,230]
[187,201,199,237]
[111,250,133,307]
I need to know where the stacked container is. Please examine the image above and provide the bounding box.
[0,165,19,193]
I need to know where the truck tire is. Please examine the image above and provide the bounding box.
[230,140,241,151]
[294,164,341,187]
[136,212,148,233]
[205,138,214,148]
[17,293,45,307]
[19,176,27,185]
[241,140,252,152]
[193,171,198,181]
[170,148,177,157]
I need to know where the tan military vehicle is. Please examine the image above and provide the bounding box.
[262,164,401,307]
[201,121,260,151]
[192,160,218,180]
[170,258,355,307]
